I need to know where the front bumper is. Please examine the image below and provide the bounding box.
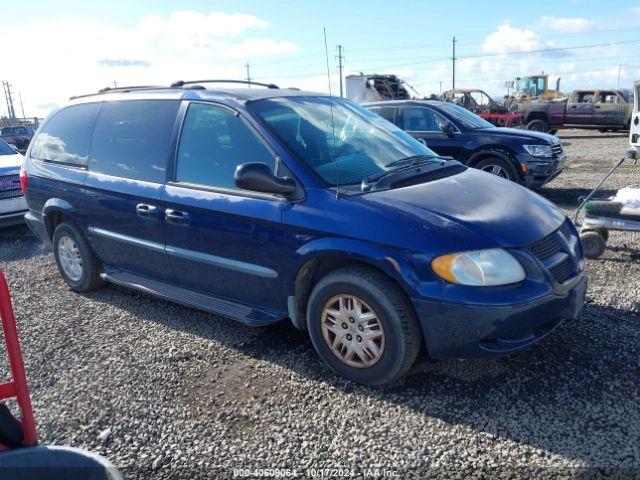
[517,153,566,188]
[411,274,587,359]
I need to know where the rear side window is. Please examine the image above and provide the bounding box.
[88,100,179,183]
[175,103,276,191]
[30,103,100,166]
[368,106,395,124]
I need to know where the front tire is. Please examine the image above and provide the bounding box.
[526,119,548,132]
[306,266,421,386]
[53,222,103,292]
[475,157,519,183]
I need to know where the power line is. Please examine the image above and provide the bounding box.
[452,36,456,89]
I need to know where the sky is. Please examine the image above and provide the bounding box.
[2,0,640,118]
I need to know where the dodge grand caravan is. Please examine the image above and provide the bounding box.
[22,81,587,385]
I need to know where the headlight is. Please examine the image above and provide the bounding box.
[523,144,553,158]
[431,248,526,286]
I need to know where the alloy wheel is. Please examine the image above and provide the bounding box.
[57,235,83,282]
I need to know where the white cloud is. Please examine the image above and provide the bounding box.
[540,16,597,33]
[483,24,554,55]
[3,11,299,118]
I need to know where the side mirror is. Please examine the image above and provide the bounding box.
[234,162,296,195]
[417,138,427,147]
[440,122,455,137]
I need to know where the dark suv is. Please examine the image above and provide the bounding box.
[0,125,35,152]
[22,82,586,385]
[365,100,566,188]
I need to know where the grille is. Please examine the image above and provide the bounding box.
[527,221,578,284]
[528,234,561,261]
[551,143,563,156]
[0,175,21,199]
[559,221,572,239]
[549,259,573,283]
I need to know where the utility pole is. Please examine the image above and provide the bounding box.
[2,81,16,121]
[336,45,345,97]
[18,92,25,120]
[439,80,443,94]
[451,36,457,89]
[616,64,621,90]
[245,62,251,87]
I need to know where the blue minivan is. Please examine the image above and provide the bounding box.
[22,81,587,385]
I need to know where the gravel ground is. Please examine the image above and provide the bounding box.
[0,129,639,479]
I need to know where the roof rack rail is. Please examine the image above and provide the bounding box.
[69,85,165,100]
[170,79,279,89]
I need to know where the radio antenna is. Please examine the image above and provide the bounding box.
[323,28,339,198]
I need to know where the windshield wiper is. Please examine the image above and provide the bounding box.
[361,155,445,192]
[384,154,439,168]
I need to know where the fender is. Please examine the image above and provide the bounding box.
[42,198,76,238]
[468,148,516,169]
[286,237,443,330]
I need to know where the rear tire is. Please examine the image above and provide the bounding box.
[53,222,103,292]
[475,157,519,183]
[580,230,607,259]
[306,266,421,386]
[526,119,548,132]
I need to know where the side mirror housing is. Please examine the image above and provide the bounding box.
[234,162,296,195]
[440,122,455,137]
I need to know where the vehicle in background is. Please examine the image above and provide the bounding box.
[630,80,640,148]
[23,81,586,385]
[0,125,36,152]
[439,88,523,128]
[517,89,633,133]
[365,100,565,188]
[507,73,564,104]
[346,73,416,103]
[0,139,27,227]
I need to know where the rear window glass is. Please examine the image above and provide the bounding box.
[88,100,179,183]
[30,103,100,166]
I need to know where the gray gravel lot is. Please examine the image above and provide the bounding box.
[0,130,639,479]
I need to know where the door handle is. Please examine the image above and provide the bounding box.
[165,209,190,226]
[136,203,158,219]
[594,105,601,109]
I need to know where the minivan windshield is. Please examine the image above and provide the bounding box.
[248,96,439,185]
[438,102,494,129]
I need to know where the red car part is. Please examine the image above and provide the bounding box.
[0,269,37,448]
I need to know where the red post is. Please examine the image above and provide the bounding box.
[0,269,37,445]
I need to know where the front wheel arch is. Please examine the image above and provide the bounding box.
[468,149,522,181]
[291,255,413,331]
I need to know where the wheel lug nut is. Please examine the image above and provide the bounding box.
[346,334,352,341]
[357,335,362,342]
[342,323,348,329]
[349,317,355,323]
[358,325,364,331]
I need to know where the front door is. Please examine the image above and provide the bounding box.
[163,102,289,313]
[83,99,179,282]
[565,91,595,125]
[397,106,462,158]
[594,91,626,128]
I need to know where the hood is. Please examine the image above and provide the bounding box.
[363,168,565,248]
[482,127,558,144]
[0,153,23,176]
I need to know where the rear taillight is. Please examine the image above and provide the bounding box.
[19,165,27,194]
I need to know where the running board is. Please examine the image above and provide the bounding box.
[100,270,284,327]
